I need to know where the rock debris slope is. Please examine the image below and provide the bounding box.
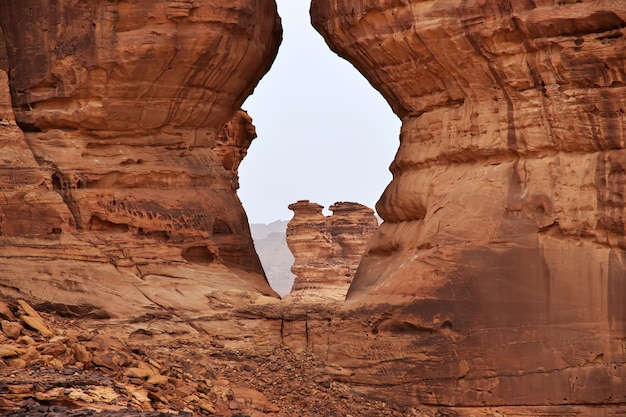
[0,0,282,317]
[0,299,404,417]
[310,0,626,413]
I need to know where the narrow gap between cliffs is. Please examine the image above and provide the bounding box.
[238,0,401,297]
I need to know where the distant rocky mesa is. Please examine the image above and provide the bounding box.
[0,0,282,317]
[285,200,378,302]
[250,220,295,297]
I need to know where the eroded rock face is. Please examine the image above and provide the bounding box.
[0,71,74,238]
[286,200,378,301]
[0,0,282,317]
[311,0,626,412]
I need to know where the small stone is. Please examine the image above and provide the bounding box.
[39,342,67,357]
[148,391,168,404]
[49,358,64,370]
[90,386,119,404]
[92,352,119,371]
[138,400,153,411]
[0,344,19,358]
[314,376,332,388]
[87,334,126,351]
[130,387,150,403]
[125,367,153,379]
[8,384,34,394]
[147,374,169,385]
[129,377,144,385]
[48,335,68,344]
[0,397,17,408]
[16,335,36,346]
[35,387,64,401]
[72,343,91,363]
[6,357,27,369]
[92,351,129,371]
[1,320,23,339]
[175,384,195,397]
[20,315,54,338]
[198,401,216,414]
[184,394,200,403]
[147,358,162,369]
[68,389,94,402]
[137,360,156,371]
[0,301,15,321]
[17,300,41,318]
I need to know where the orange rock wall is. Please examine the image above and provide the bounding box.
[0,0,282,317]
[309,0,626,413]
[2,0,626,413]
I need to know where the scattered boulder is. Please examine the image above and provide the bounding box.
[1,320,22,339]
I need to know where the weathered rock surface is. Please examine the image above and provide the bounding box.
[0,0,282,317]
[310,0,626,413]
[3,0,626,415]
[0,298,405,417]
[286,200,378,301]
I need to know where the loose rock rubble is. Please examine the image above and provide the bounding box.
[0,299,407,417]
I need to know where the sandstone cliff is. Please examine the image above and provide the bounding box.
[285,200,378,301]
[310,0,626,413]
[0,0,282,318]
[2,1,626,415]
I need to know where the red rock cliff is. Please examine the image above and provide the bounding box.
[310,0,626,413]
[286,200,378,301]
[0,0,282,317]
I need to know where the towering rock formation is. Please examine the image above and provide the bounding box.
[309,0,626,413]
[286,200,378,301]
[1,0,626,414]
[0,0,282,317]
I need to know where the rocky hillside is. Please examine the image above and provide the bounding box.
[0,299,404,417]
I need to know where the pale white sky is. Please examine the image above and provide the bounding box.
[239,0,401,224]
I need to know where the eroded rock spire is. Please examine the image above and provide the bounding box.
[285,200,378,301]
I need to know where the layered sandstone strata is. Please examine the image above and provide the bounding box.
[310,0,626,413]
[286,200,378,301]
[0,0,282,317]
